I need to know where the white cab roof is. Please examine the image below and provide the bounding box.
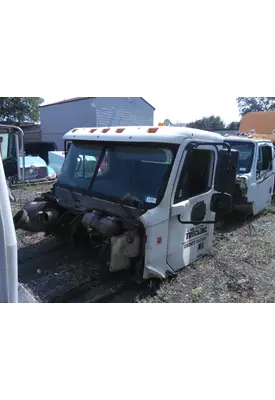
[63,126,225,145]
[224,136,272,145]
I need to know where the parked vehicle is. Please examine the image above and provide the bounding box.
[13,126,238,281]
[225,136,275,215]
[0,127,37,302]
[0,129,19,302]
[21,155,56,182]
[0,127,56,183]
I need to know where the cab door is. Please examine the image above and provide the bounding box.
[253,143,274,214]
[0,132,18,179]
[166,144,218,272]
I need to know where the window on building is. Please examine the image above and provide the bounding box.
[174,149,214,204]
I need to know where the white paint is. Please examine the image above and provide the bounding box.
[227,137,275,216]
[63,126,224,145]
[61,125,232,279]
[138,140,223,279]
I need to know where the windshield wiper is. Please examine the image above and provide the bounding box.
[119,193,144,210]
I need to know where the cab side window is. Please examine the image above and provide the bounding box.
[257,145,272,173]
[174,149,214,204]
[0,134,10,161]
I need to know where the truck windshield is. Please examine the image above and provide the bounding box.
[58,141,177,209]
[226,141,255,173]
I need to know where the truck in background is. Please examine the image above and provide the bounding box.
[224,136,275,216]
[0,126,57,184]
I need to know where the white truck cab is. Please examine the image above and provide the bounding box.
[224,136,275,216]
[13,126,239,280]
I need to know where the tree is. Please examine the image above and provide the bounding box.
[0,97,44,125]
[237,97,275,117]
[186,115,225,131]
[226,121,240,130]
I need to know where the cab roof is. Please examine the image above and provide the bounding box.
[63,126,224,145]
[224,135,273,145]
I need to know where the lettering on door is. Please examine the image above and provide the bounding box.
[183,224,208,249]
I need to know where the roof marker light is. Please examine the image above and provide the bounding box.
[148,127,159,133]
[90,129,97,133]
[102,128,110,133]
[116,128,125,133]
[72,129,78,133]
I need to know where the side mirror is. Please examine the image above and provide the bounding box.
[214,148,239,195]
[210,193,232,216]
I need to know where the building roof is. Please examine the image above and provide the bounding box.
[40,97,155,110]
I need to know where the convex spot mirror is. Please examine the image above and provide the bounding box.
[190,201,207,224]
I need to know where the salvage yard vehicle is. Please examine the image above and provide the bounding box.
[0,124,25,181]
[21,155,56,182]
[13,126,239,281]
[224,136,275,216]
[0,125,56,184]
[0,131,18,302]
[0,128,38,303]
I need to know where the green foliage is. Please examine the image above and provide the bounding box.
[237,97,275,117]
[191,287,202,302]
[186,115,225,131]
[226,121,240,130]
[0,97,44,125]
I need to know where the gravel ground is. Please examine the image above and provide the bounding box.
[142,208,275,303]
[10,183,275,303]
